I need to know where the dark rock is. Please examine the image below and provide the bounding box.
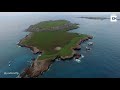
[74,53,81,59]
[74,45,81,50]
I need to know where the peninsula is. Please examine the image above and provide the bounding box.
[18,20,93,78]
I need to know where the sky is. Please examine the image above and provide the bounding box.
[0,12,120,16]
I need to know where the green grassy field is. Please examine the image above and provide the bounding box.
[34,20,70,28]
[20,20,89,60]
[21,31,88,60]
[27,20,79,32]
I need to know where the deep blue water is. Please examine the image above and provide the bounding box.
[0,13,120,78]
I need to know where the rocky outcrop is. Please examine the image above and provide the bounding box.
[73,45,81,50]
[74,53,81,59]
[31,47,41,54]
[18,34,42,54]
[20,59,54,78]
[79,36,93,44]
[18,44,41,54]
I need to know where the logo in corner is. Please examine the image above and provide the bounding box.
[110,14,117,22]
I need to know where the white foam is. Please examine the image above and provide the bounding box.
[74,54,84,63]
[75,59,81,63]
[81,54,84,58]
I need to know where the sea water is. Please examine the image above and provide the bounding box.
[43,13,120,78]
[0,13,55,78]
[0,12,120,78]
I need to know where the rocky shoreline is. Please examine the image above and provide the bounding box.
[18,34,93,78]
[18,33,43,54]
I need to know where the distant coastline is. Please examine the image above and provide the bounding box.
[77,16,120,20]
[77,17,110,20]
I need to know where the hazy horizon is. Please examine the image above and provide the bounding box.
[0,12,120,16]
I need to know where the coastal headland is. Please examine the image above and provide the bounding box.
[18,20,93,78]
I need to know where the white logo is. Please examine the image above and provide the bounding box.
[4,72,19,75]
[110,14,117,22]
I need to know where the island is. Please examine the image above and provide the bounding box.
[77,17,110,20]
[18,20,93,78]
[77,17,120,20]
